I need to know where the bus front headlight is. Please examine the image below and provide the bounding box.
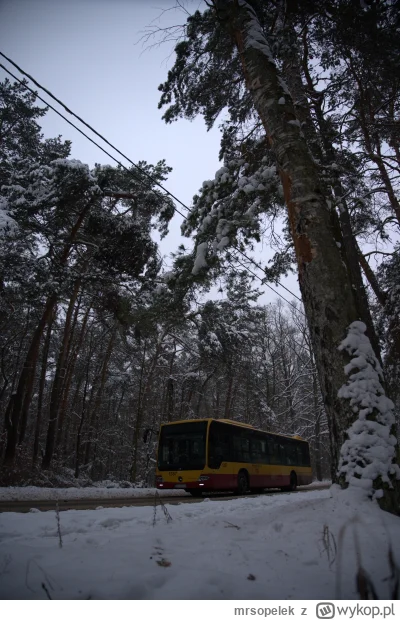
[198,475,210,481]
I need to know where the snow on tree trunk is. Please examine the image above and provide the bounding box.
[337,321,400,511]
[215,0,400,511]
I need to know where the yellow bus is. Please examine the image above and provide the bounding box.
[155,418,312,496]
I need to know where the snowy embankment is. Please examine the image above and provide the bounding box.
[0,480,329,502]
[0,486,399,600]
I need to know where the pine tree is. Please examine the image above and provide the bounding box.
[0,79,175,475]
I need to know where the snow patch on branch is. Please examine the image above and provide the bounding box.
[0,197,17,233]
[337,321,399,499]
[239,0,275,64]
[239,1,290,96]
[52,158,90,173]
[52,158,98,187]
[217,236,230,250]
[192,241,208,275]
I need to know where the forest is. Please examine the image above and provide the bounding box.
[0,0,399,514]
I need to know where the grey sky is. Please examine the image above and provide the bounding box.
[0,0,301,305]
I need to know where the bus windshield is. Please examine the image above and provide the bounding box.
[157,421,207,471]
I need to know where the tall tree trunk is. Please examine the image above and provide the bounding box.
[215,0,398,509]
[3,197,96,467]
[357,250,388,307]
[33,309,55,465]
[131,334,166,482]
[314,413,322,482]
[57,304,92,452]
[163,343,176,422]
[196,368,216,417]
[74,349,92,479]
[41,281,82,469]
[1,317,30,427]
[312,360,323,481]
[9,314,31,397]
[224,372,234,419]
[286,20,381,362]
[84,327,117,466]
[3,293,57,465]
[228,380,239,420]
[73,329,99,479]
[64,366,86,462]
[350,60,400,227]
[0,343,11,404]
[130,339,147,483]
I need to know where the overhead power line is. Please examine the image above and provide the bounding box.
[231,253,305,317]
[0,51,191,216]
[234,246,302,302]
[0,63,187,219]
[0,52,303,308]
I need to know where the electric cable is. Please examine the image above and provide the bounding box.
[230,252,306,317]
[0,54,304,308]
[0,63,187,219]
[0,51,191,215]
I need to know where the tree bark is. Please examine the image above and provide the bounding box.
[84,327,117,466]
[41,280,82,469]
[3,293,57,465]
[130,333,166,482]
[224,372,234,419]
[33,309,55,464]
[56,304,92,452]
[357,250,388,307]
[130,338,147,483]
[74,348,92,479]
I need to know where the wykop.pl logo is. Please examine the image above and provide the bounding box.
[316,603,335,619]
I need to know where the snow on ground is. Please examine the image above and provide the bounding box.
[0,486,399,600]
[0,480,329,502]
[0,485,185,502]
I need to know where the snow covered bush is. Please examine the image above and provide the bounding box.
[338,321,400,500]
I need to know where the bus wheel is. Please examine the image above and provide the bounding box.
[236,471,249,495]
[281,472,297,492]
[189,489,203,497]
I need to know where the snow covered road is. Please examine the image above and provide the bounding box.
[0,484,330,513]
[0,486,399,600]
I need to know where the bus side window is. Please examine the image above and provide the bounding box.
[250,438,266,464]
[219,434,230,462]
[232,430,250,462]
[279,441,289,465]
[241,437,250,462]
[267,437,279,464]
[302,442,311,466]
[287,442,297,466]
[296,445,304,466]
[208,422,230,468]
[232,435,241,461]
